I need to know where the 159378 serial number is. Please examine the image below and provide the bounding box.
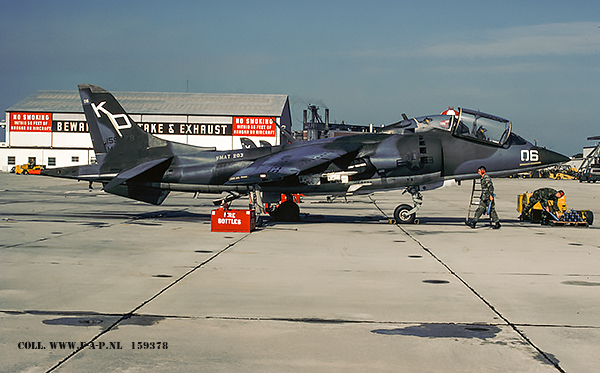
[18,341,169,350]
[132,341,168,349]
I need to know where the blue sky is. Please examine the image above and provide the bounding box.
[1,0,598,155]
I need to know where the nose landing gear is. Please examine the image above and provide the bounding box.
[394,186,422,224]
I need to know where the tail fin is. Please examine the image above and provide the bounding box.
[78,84,167,166]
[78,84,172,204]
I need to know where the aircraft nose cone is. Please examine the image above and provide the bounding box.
[537,147,570,166]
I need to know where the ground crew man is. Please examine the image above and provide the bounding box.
[520,188,564,221]
[467,166,501,229]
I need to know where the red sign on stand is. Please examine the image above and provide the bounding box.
[211,208,256,233]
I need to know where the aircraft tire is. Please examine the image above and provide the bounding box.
[583,210,594,225]
[394,204,415,224]
[271,200,301,222]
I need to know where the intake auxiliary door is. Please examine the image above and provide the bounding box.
[416,135,442,176]
[370,135,443,177]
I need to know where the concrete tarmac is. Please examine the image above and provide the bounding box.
[1,172,599,372]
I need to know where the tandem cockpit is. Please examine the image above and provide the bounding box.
[450,108,512,146]
[381,107,512,147]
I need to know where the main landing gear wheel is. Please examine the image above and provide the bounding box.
[394,204,416,224]
[269,200,301,222]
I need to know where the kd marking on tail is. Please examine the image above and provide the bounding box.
[91,101,132,137]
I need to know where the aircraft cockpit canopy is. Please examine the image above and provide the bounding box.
[451,108,511,146]
[380,109,511,146]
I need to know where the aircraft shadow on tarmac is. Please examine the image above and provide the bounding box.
[415,217,524,226]
[266,215,523,226]
[2,210,212,224]
[279,213,384,225]
[133,210,211,221]
[4,207,528,228]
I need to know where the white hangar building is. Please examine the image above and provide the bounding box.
[1,89,291,172]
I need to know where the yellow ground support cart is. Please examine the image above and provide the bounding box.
[11,163,46,175]
[517,192,593,226]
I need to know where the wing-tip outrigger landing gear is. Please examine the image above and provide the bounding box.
[394,186,423,224]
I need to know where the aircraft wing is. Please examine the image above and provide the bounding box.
[103,157,173,191]
[226,143,351,185]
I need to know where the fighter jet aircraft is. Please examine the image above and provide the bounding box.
[42,84,569,223]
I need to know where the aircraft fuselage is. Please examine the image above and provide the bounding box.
[42,86,569,209]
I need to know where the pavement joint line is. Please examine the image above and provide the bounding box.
[1,207,194,249]
[6,194,586,371]
[4,309,599,330]
[375,202,567,373]
[44,232,251,373]
[2,225,111,249]
[369,198,567,372]
[1,211,145,249]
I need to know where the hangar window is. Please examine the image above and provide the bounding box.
[71,156,79,163]
[452,108,511,146]
[48,157,56,166]
[8,156,15,165]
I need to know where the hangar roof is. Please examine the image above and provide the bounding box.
[7,90,289,117]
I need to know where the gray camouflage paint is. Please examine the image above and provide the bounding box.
[42,85,569,205]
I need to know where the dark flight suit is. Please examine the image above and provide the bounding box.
[472,174,500,226]
[522,187,561,218]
